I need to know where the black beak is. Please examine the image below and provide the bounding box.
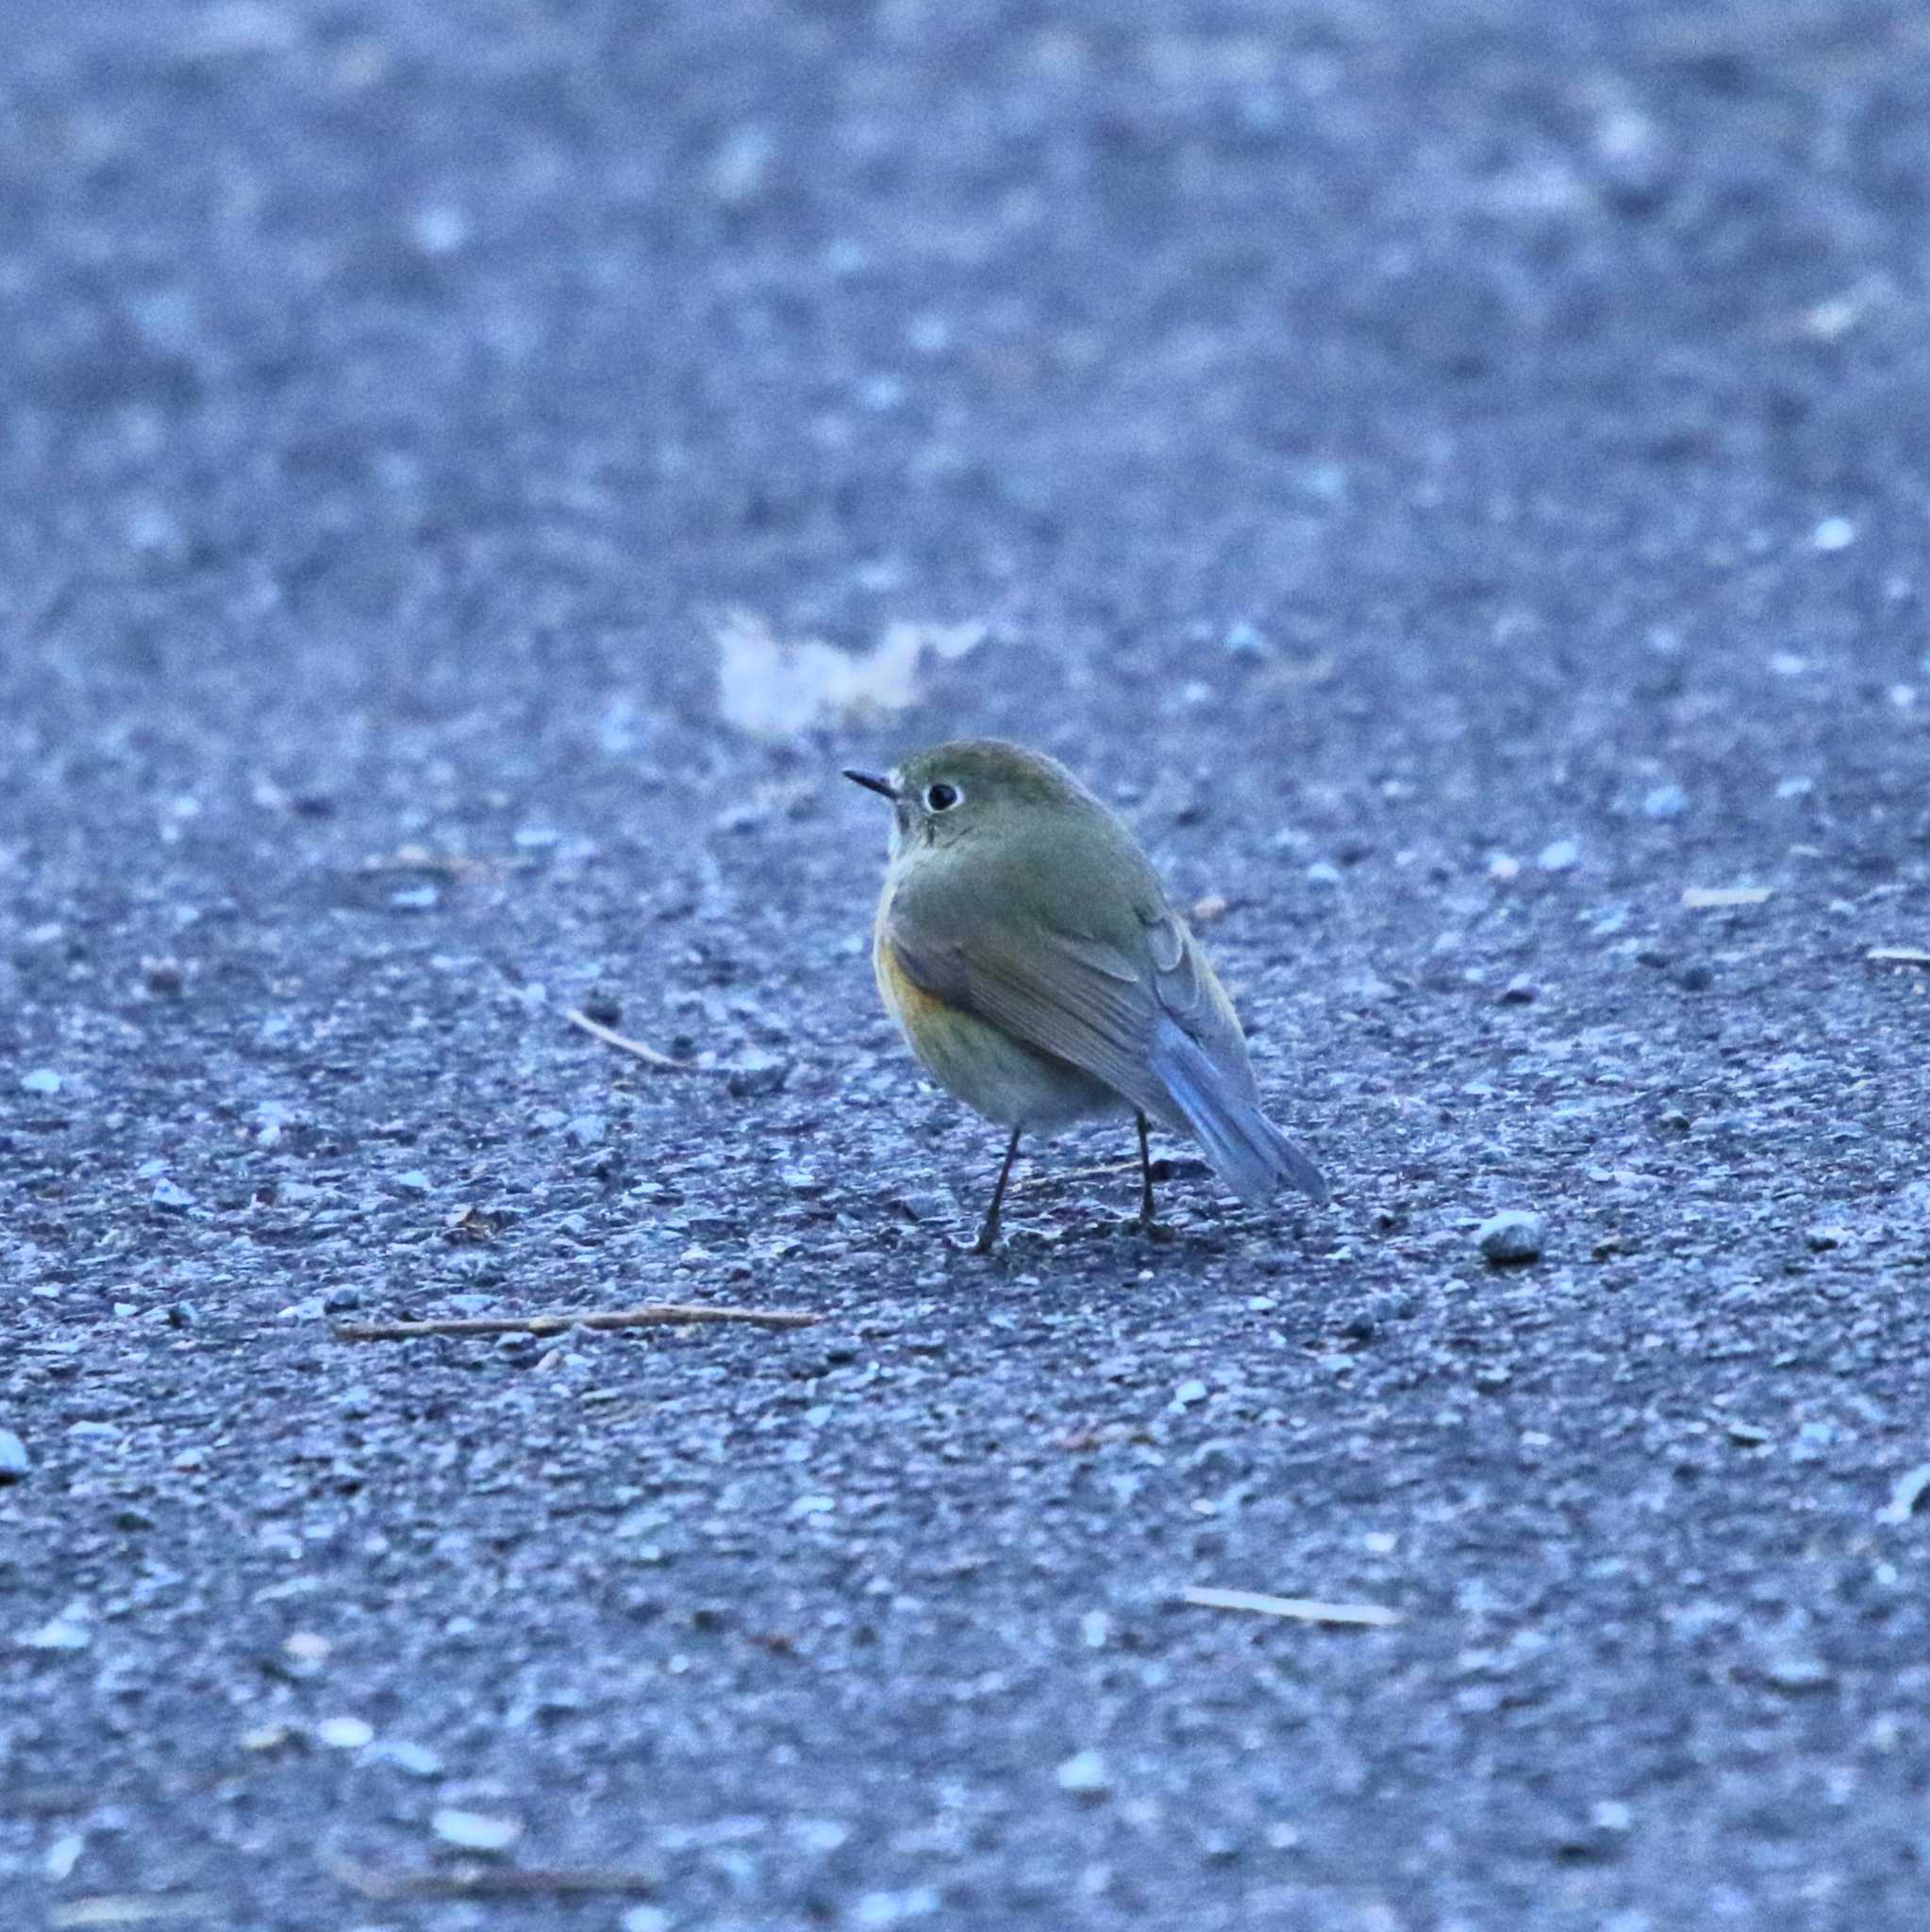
[842,768,899,801]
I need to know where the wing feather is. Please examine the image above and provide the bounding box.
[882,816,1259,1141]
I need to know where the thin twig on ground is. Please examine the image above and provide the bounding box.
[334,1305,820,1342]
[360,845,502,879]
[1681,886,1773,908]
[1182,1586,1402,1627]
[332,1860,658,1902]
[563,1006,714,1072]
[50,1903,218,1930]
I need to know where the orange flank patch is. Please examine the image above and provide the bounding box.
[877,941,953,1027]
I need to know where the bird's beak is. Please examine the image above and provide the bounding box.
[842,768,899,801]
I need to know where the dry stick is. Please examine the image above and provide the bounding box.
[1681,886,1773,908]
[332,1859,657,1902]
[334,1304,820,1342]
[562,1006,715,1073]
[49,1904,218,1931]
[1868,945,1930,968]
[1182,1586,1402,1628]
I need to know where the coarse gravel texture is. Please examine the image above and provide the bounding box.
[4,3,1930,1930]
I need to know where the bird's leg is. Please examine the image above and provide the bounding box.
[972,1127,1023,1254]
[1135,1112,1157,1231]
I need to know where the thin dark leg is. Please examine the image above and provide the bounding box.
[973,1127,1023,1253]
[1135,1112,1157,1229]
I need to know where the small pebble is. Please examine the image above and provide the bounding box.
[1478,1210,1544,1265]
[1498,975,1538,1005]
[151,1179,194,1210]
[1056,1749,1112,1796]
[20,1069,62,1096]
[1538,838,1579,874]
[432,1808,523,1852]
[1763,1654,1834,1692]
[890,1189,956,1224]
[1877,1464,1930,1524]
[0,1430,28,1481]
[315,1716,374,1750]
[855,1890,940,1927]
[1811,515,1855,553]
[1641,784,1688,821]
[22,1616,92,1652]
[726,1052,791,1097]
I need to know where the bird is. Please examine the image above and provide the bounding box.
[843,739,1325,1251]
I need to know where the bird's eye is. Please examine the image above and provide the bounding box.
[924,782,961,812]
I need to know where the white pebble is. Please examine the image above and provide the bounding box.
[1478,1210,1544,1265]
[431,1808,523,1852]
[1056,1749,1112,1795]
[22,1616,92,1652]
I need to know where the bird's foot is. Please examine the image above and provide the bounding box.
[950,1217,1002,1256]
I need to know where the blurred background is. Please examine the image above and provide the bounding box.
[4,6,1928,1928]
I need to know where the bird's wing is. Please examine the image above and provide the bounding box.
[883,855,1206,1122]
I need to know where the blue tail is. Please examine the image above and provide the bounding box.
[1151,1015,1327,1208]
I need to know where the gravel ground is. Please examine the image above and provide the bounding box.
[4,4,1930,1929]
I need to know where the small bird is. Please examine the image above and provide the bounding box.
[844,740,1325,1250]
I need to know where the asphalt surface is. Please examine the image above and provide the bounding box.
[4,4,1930,1929]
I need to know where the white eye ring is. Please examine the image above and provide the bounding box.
[924,781,963,812]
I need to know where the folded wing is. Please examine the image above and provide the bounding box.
[884,839,1323,1204]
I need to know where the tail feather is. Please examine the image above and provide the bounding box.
[1151,1015,1327,1208]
